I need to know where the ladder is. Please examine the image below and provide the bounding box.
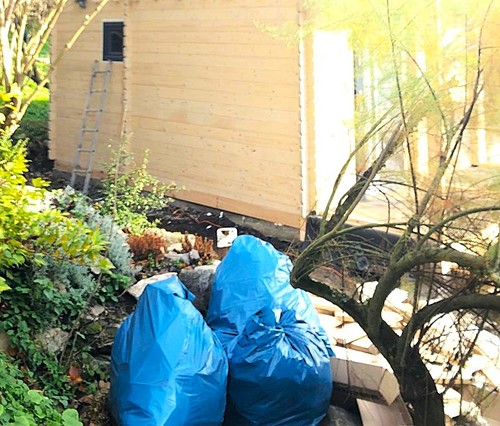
[70,60,112,194]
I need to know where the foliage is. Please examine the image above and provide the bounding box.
[14,94,49,144]
[0,135,113,293]
[0,136,131,409]
[0,0,110,135]
[127,229,168,262]
[290,2,500,425]
[52,187,136,280]
[0,353,82,425]
[99,141,176,235]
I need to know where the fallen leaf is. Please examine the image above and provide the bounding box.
[68,365,83,384]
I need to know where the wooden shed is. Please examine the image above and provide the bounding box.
[50,0,500,231]
[50,0,358,231]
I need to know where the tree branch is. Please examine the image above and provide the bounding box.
[367,246,495,335]
[401,294,499,349]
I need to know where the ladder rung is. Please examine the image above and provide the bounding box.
[78,149,95,153]
[82,128,99,132]
[85,108,101,113]
[73,167,92,174]
[91,89,107,93]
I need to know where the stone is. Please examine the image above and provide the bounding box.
[127,272,177,299]
[167,242,184,253]
[37,328,69,354]
[0,331,10,353]
[320,405,362,426]
[165,253,192,265]
[179,264,218,315]
[89,305,106,318]
[188,249,200,262]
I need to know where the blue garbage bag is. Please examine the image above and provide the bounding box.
[108,276,228,426]
[206,235,333,426]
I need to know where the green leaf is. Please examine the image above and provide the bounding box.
[62,409,83,426]
[12,415,31,426]
[26,389,44,404]
[0,277,10,293]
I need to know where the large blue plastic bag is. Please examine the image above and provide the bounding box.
[206,235,333,426]
[108,276,228,426]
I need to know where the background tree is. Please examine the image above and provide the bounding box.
[291,1,500,425]
[0,0,109,135]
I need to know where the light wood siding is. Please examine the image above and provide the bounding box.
[51,0,304,227]
[51,0,124,177]
[126,1,302,226]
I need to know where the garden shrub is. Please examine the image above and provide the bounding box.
[51,187,137,302]
[99,141,176,234]
[0,135,119,409]
[0,353,82,426]
[0,134,113,293]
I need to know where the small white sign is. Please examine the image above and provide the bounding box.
[216,227,238,248]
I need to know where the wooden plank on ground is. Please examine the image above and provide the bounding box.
[330,348,399,405]
[308,293,340,315]
[357,397,413,426]
[331,323,366,346]
[348,336,379,355]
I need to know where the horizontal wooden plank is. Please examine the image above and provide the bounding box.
[134,42,296,59]
[130,126,300,165]
[128,21,284,34]
[147,172,301,211]
[128,98,299,127]
[129,123,300,153]
[54,108,124,124]
[131,51,297,72]
[129,119,299,150]
[128,7,296,23]
[132,107,298,137]
[129,0,296,10]
[131,75,298,98]
[145,143,302,184]
[132,30,287,45]
[130,85,298,112]
[128,62,298,85]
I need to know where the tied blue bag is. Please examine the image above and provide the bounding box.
[206,235,333,426]
[108,276,228,426]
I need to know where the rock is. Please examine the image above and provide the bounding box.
[320,405,362,426]
[188,249,200,262]
[83,322,103,335]
[167,242,184,253]
[127,272,177,299]
[37,328,69,354]
[179,264,218,315]
[89,305,106,318]
[0,331,10,353]
[165,252,192,265]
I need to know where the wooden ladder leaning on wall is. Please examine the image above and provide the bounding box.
[70,60,112,194]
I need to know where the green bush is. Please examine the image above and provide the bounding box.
[99,141,176,234]
[0,135,113,293]
[51,187,137,302]
[0,135,117,405]
[0,354,82,426]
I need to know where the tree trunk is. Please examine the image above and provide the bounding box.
[294,275,445,425]
[393,349,445,426]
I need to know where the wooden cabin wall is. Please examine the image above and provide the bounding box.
[50,0,125,178]
[126,1,303,227]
